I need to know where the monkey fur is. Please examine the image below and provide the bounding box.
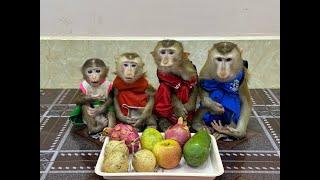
[112,52,157,131]
[192,42,252,140]
[152,40,198,132]
[73,58,116,135]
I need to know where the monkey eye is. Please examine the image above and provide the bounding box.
[216,57,222,62]
[132,64,137,68]
[95,69,101,73]
[88,70,93,74]
[169,51,175,55]
[124,63,128,67]
[160,50,166,55]
[226,58,232,62]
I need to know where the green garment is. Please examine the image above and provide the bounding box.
[69,101,114,126]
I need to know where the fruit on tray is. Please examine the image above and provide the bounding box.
[105,123,140,153]
[183,130,211,167]
[152,139,182,169]
[132,149,157,172]
[140,127,164,151]
[104,140,129,157]
[102,151,129,173]
[165,117,191,147]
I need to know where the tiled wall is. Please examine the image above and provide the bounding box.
[40,39,279,89]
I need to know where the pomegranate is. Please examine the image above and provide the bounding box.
[165,117,191,147]
[105,123,140,153]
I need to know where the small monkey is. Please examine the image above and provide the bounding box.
[70,58,116,135]
[112,52,157,131]
[151,40,198,132]
[192,42,252,140]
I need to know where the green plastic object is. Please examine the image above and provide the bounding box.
[69,105,84,126]
[68,100,114,126]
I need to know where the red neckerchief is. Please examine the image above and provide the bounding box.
[113,76,149,116]
[154,70,197,124]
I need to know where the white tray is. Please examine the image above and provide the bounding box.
[95,133,224,180]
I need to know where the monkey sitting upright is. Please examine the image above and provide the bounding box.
[151,40,198,132]
[192,42,252,140]
[69,58,116,135]
[112,52,157,132]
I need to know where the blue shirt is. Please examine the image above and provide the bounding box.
[200,71,244,126]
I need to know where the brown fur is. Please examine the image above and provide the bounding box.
[151,40,198,132]
[113,52,157,131]
[75,58,116,134]
[193,42,252,140]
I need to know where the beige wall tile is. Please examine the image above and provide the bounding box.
[40,40,279,89]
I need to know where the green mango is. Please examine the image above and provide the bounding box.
[183,130,211,167]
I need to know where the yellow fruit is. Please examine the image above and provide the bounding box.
[104,140,129,157]
[102,151,129,173]
[132,149,157,172]
[152,139,182,169]
[141,128,163,151]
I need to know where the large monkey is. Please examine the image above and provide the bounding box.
[151,40,198,132]
[192,42,252,140]
[70,58,116,135]
[112,52,157,131]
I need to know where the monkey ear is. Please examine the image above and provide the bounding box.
[142,71,147,77]
[183,52,190,60]
[239,48,243,55]
[105,66,110,73]
[150,51,155,56]
[114,55,120,61]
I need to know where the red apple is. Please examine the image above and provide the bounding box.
[152,139,182,169]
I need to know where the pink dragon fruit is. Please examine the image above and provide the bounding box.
[165,117,191,147]
[106,123,140,153]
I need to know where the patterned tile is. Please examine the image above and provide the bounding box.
[40,88,280,180]
[40,117,69,150]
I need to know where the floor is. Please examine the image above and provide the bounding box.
[40,89,280,180]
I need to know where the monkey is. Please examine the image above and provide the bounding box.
[151,39,198,132]
[192,42,252,140]
[70,58,116,135]
[112,52,157,132]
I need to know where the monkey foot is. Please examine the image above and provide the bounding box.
[221,136,236,142]
[90,133,101,140]
[73,127,103,146]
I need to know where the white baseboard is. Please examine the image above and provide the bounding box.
[40,36,280,41]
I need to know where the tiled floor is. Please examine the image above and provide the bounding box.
[40,89,280,180]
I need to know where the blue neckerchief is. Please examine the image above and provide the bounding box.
[200,71,244,126]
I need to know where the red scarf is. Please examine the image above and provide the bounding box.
[154,70,197,124]
[113,76,149,116]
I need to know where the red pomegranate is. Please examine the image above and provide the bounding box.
[105,123,140,153]
[165,117,191,147]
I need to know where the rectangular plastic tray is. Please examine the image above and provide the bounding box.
[95,133,224,179]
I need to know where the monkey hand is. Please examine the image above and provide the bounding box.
[173,102,188,119]
[87,107,104,117]
[174,107,188,119]
[90,94,104,101]
[210,102,225,115]
[95,105,107,115]
[211,120,230,134]
[132,116,145,128]
[118,115,136,125]
[199,125,213,134]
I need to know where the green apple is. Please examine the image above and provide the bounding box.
[141,128,163,151]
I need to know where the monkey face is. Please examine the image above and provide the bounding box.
[117,56,144,84]
[84,66,106,87]
[152,40,183,70]
[157,47,181,67]
[211,48,242,82]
